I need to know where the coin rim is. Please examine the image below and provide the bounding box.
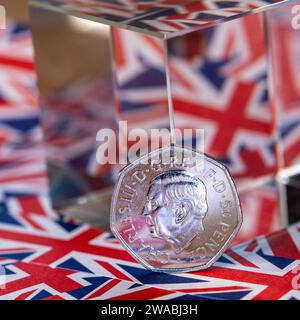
[110,145,243,273]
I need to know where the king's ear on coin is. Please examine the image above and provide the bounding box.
[142,170,208,252]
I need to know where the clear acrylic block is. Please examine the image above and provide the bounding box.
[29,0,300,242]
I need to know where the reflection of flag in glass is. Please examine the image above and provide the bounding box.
[268,15,300,167]
[35,0,288,35]
[236,181,280,245]
[112,13,276,184]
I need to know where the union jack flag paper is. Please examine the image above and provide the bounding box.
[0,194,299,300]
[0,12,299,299]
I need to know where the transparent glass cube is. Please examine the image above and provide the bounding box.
[29,0,300,242]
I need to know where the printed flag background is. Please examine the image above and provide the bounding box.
[0,19,299,300]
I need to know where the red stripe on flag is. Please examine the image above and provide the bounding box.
[244,240,258,252]
[109,287,173,300]
[96,260,133,282]
[16,289,37,300]
[267,229,300,260]
[180,285,247,294]
[0,56,34,71]
[226,249,258,268]
[87,279,120,299]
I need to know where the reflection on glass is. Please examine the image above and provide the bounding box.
[30,0,300,239]
[268,3,300,170]
[167,12,277,189]
[236,179,281,245]
[30,6,116,209]
[267,1,300,224]
[31,0,290,38]
[111,28,171,166]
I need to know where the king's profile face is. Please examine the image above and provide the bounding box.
[142,171,208,252]
[144,187,179,244]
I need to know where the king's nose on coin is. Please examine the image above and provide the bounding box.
[110,145,242,273]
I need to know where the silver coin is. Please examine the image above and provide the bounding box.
[110,146,242,273]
